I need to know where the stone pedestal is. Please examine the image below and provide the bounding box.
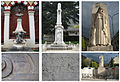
[54,25,64,45]
[97,67,106,76]
[7,40,33,51]
[87,45,113,51]
[47,25,72,50]
[47,44,72,50]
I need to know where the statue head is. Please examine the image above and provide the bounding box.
[97,7,104,14]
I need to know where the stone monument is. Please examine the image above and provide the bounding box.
[2,53,39,81]
[97,55,106,78]
[47,3,72,50]
[7,9,33,51]
[87,3,113,51]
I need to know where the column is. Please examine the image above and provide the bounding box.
[4,11,10,44]
[28,11,35,45]
[56,3,62,25]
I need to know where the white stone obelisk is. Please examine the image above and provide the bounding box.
[56,3,62,25]
[98,55,105,76]
[99,55,104,67]
[54,3,65,45]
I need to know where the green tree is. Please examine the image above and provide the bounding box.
[83,58,92,67]
[109,58,114,67]
[92,61,98,68]
[42,2,79,39]
[74,24,79,28]
[82,37,86,50]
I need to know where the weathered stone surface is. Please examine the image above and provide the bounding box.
[97,55,106,77]
[7,45,33,51]
[42,53,79,81]
[2,53,39,81]
[99,55,104,67]
[87,45,113,51]
[97,67,106,75]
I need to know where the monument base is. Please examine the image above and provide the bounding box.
[97,67,106,78]
[87,45,113,51]
[7,41,33,51]
[47,43,72,50]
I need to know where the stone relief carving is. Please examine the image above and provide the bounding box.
[2,53,39,81]
[90,7,110,46]
[87,3,113,51]
[2,56,13,78]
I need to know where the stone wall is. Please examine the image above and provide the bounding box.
[42,53,79,81]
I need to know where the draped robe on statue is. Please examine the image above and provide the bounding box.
[92,7,109,46]
[87,3,113,51]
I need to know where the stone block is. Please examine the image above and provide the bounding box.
[87,45,113,51]
[97,67,106,76]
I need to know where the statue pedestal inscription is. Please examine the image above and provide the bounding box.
[87,3,113,51]
[47,3,72,50]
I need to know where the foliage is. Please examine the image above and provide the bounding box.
[42,1,79,39]
[82,57,92,67]
[109,58,114,67]
[82,37,86,50]
[74,25,79,28]
[82,55,98,68]
[92,61,98,68]
[65,41,79,44]
[42,40,45,44]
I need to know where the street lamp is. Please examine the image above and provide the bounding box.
[108,13,119,37]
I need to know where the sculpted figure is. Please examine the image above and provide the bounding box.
[90,7,110,46]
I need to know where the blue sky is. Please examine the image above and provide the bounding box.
[82,1,119,39]
[82,53,119,64]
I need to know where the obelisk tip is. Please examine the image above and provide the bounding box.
[58,3,61,9]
